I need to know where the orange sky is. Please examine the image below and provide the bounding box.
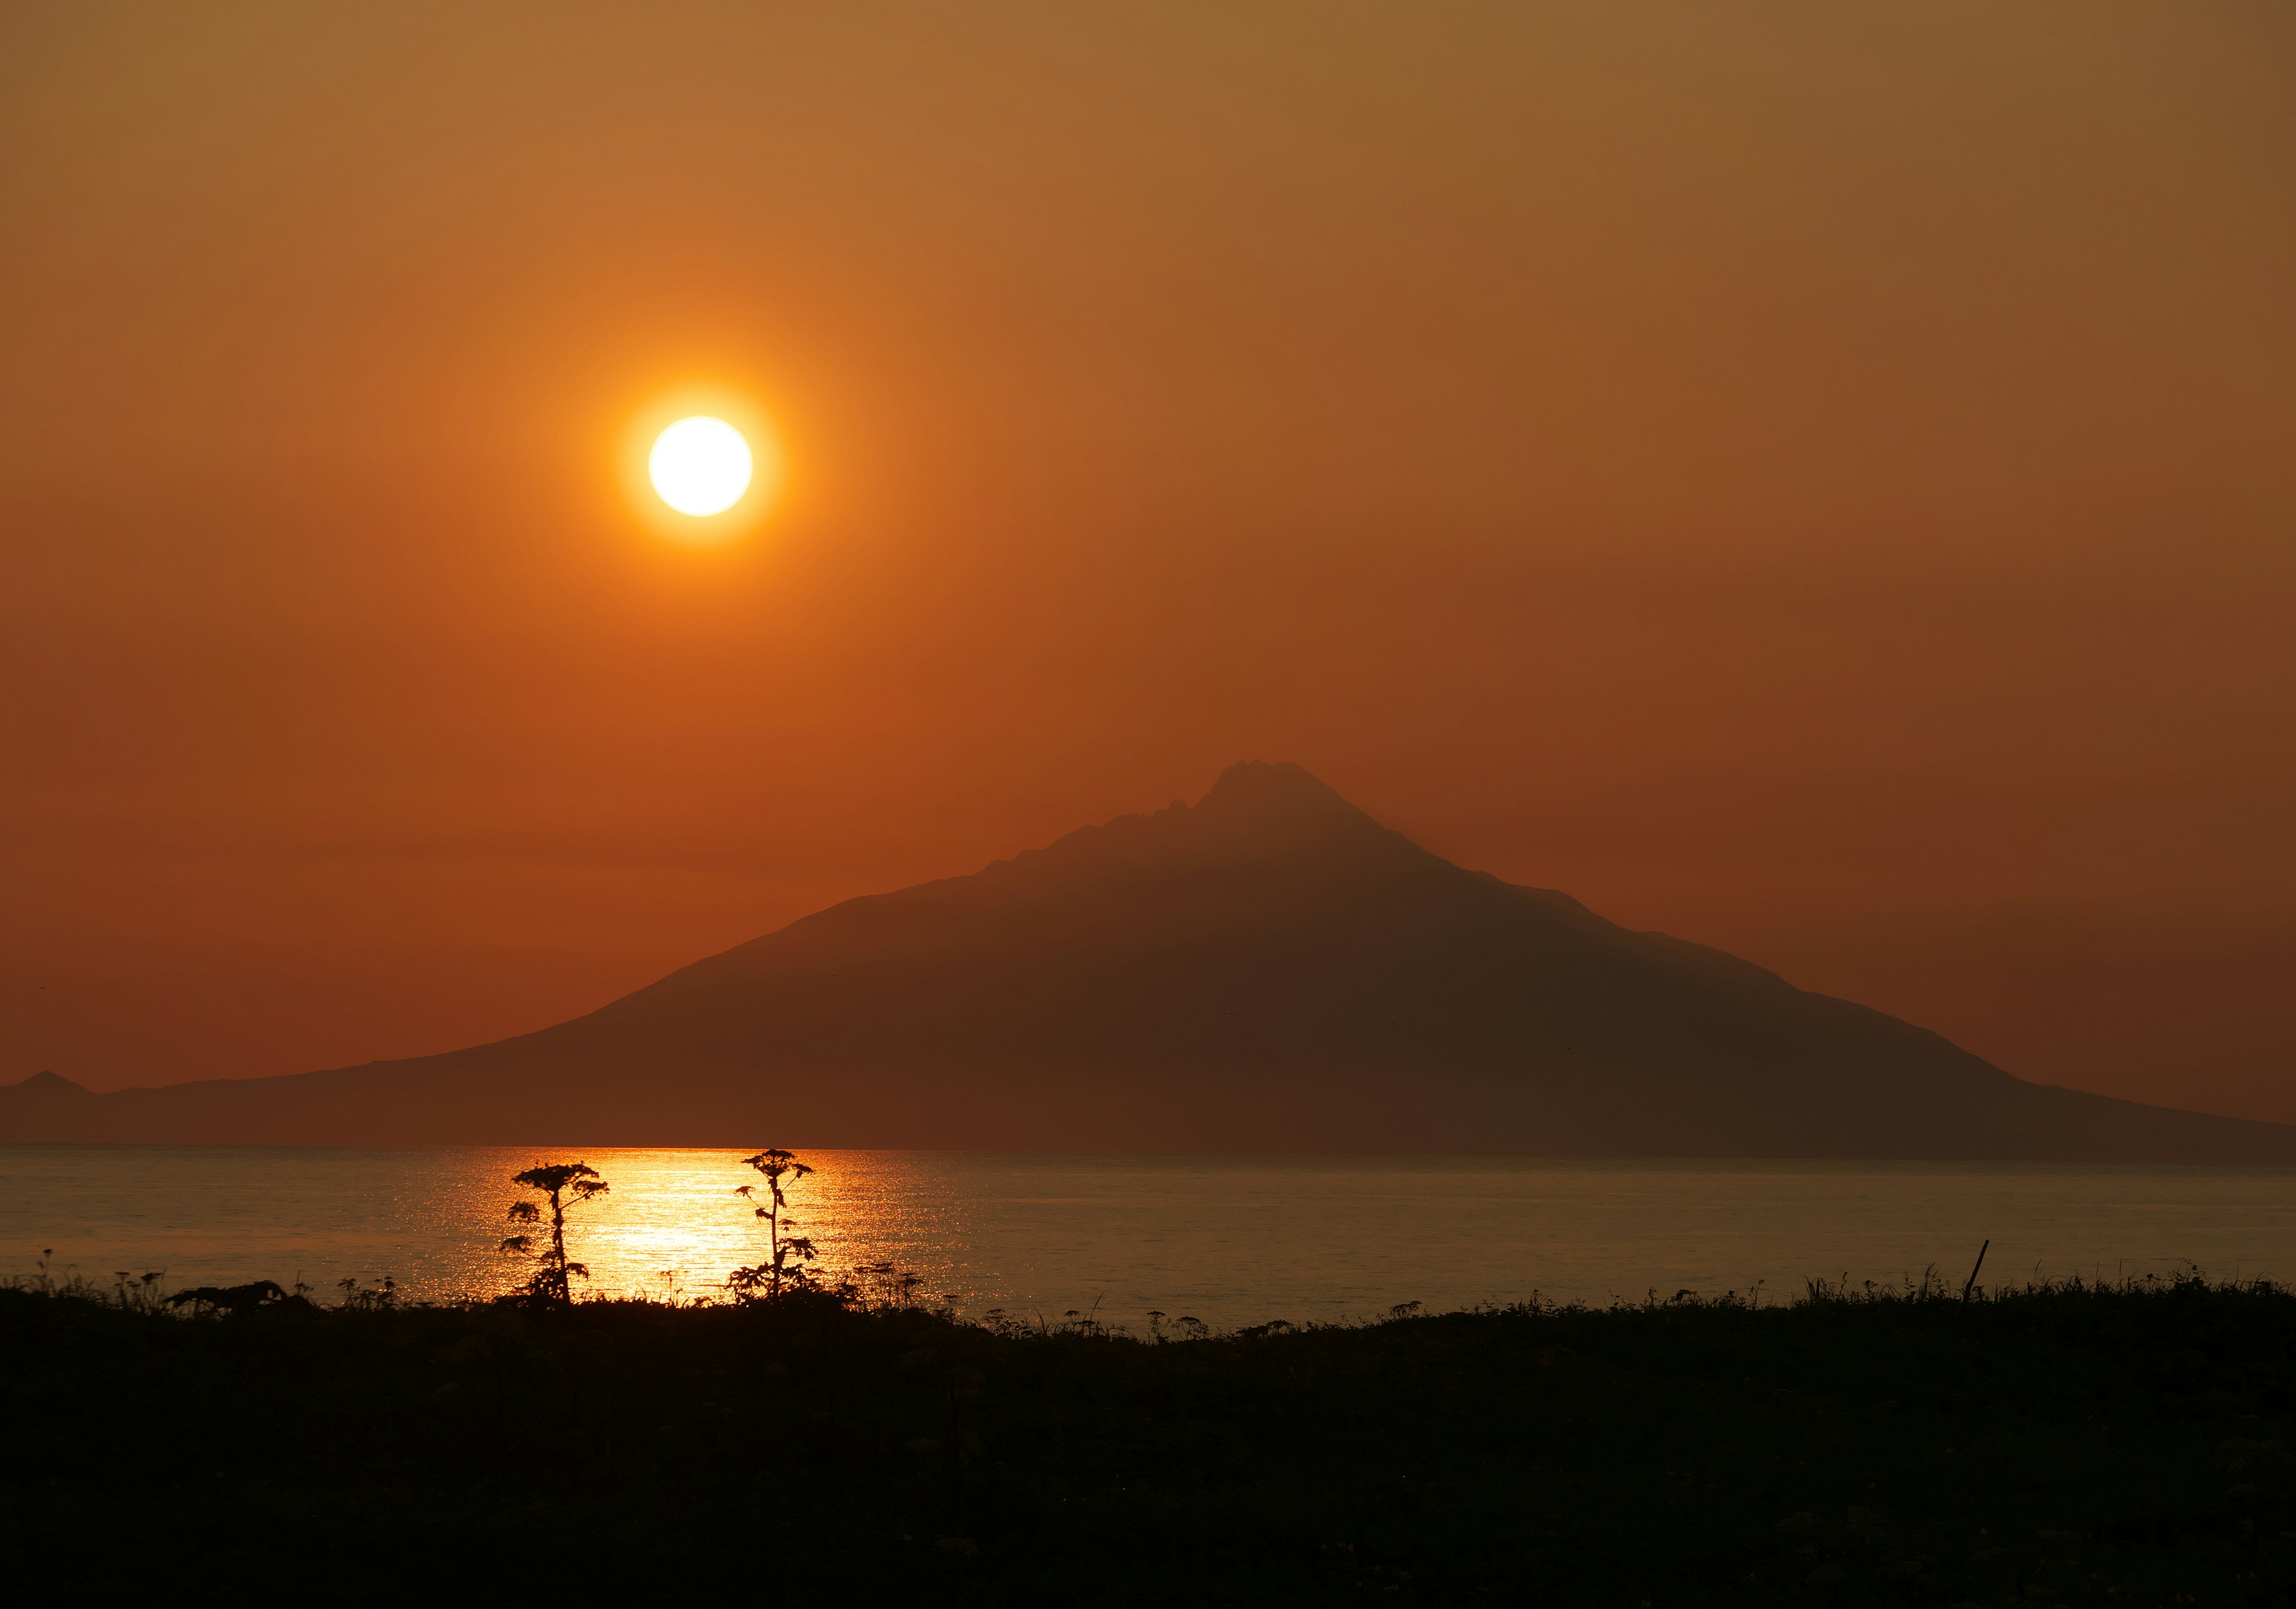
[4,3,2292,1121]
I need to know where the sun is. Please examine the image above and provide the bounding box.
[621,391,784,544]
[648,417,753,517]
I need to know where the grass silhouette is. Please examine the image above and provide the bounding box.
[4,1264,2293,1603]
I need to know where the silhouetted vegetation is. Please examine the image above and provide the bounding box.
[13,1249,170,1313]
[728,1147,820,1299]
[335,1274,402,1311]
[8,1265,2296,1604]
[500,1161,609,1304]
[166,1279,291,1317]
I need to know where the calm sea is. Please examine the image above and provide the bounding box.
[6,1147,2294,1328]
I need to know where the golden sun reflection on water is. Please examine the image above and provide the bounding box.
[431,1149,972,1306]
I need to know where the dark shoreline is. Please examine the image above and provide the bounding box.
[7,1275,2293,1604]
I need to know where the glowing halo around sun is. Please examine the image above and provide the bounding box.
[649,416,753,515]
[621,389,784,546]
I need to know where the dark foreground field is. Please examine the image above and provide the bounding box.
[5,1277,2294,1605]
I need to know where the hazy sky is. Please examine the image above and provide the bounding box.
[4,2,2292,1119]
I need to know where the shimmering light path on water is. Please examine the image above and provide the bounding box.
[8,1149,2296,1327]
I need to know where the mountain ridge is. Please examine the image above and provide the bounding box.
[7,761,2292,1161]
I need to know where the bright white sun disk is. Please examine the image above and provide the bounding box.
[649,417,753,516]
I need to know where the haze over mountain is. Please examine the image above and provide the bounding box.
[6,762,2291,1161]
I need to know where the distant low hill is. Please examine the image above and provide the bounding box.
[7,761,2292,1160]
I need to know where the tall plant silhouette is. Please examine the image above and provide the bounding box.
[500,1162,610,1303]
[729,1149,820,1299]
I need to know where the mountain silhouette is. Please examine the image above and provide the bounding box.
[7,761,2292,1159]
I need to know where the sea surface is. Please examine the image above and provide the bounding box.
[7,1147,2295,1327]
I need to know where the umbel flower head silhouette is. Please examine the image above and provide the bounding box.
[729,1148,820,1299]
[501,1162,610,1304]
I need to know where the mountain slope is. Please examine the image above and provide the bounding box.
[7,762,2291,1159]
